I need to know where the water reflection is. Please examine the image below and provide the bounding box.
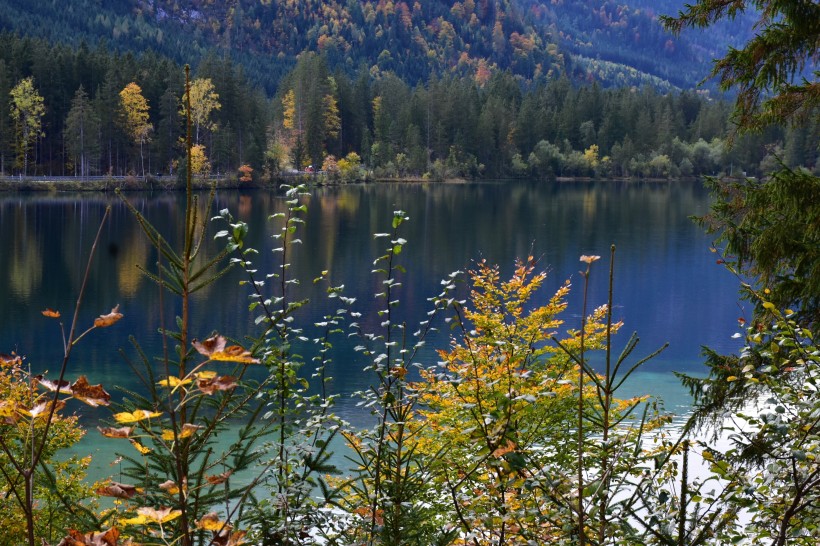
[0,181,741,416]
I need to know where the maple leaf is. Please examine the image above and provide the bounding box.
[42,308,61,318]
[70,375,111,406]
[94,305,123,328]
[96,482,141,499]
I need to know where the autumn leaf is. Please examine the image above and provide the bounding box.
[29,399,66,418]
[157,375,192,389]
[94,305,123,328]
[114,409,162,423]
[491,439,517,458]
[205,470,232,485]
[97,427,134,438]
[122,506,182,525]
[97,426,133,439]
[129,439,151,454]
[211,345,259,364]
[0,400,22,424]
[197,512,229,532]
[35,375,72,394]
[161,423,202,441]
[42,308,61,318]
[192,335,227,356]
[96,481,141,499]
[70,375,111,407]
[159,478,187,496]
[0,352,22,367]
[197,370,217,380]
[56,527,120,546]
[198,375,239,395]
[212,529,247,546]
[193,335,259,364]
[579,255,601,264]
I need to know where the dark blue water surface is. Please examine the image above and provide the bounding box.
[0,181,744,433]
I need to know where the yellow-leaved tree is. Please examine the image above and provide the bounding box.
[9,76,45,176]
[118,82,152,177]
[186,77,221,144]
[411,258,620,543]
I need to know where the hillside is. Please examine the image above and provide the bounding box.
[0,0,752,93]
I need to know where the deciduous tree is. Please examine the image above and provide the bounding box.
[9,76,45,176]
[119,82,152,176]
[186,77,220,144]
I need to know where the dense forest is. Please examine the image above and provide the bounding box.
[0,33,816,182]
[0,0,751,93]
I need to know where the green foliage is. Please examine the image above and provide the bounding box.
[677,301,820,546]
[663,0,820,132]
[697,167,820,330]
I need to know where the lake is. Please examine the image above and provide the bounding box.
[0,180,742,473]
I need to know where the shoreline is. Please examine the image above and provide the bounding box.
[0,174,704,192]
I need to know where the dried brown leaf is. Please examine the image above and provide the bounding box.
[94,305,123,328]
[71,375,111,407]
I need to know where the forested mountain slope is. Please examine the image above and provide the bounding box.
[0,0,752,93]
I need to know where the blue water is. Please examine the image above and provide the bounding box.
[0,180,744,477]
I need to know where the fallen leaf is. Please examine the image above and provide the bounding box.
[42,308,61,318]
[94,305,123,328]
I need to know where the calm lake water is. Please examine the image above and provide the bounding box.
[1,180,742,471]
